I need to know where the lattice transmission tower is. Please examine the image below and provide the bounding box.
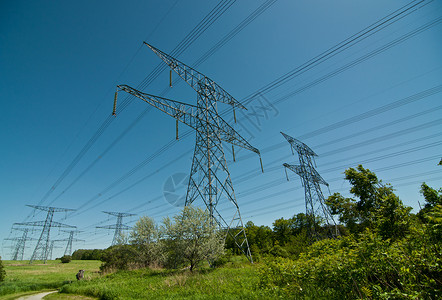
[5,228,35,260]
[113,42,262,262]
[54,230,84,256]
[14,205,76,263]
[97,211,136,246]
[47,240,63,261]
[281,132,338,240]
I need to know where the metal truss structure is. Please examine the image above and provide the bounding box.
[5,228,35,260]
[54,230,84,256]
[47,240,63,261]
[281,132,338,240]
[114,42,263,262]
[96,211,135,246]
[15,205,76,263]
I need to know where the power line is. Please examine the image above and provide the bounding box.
[29,0,236,214]
[239,0,434,104]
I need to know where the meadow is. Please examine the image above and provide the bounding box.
[0,260,101,299]
[0,258,270,300]
[60,259,263,300]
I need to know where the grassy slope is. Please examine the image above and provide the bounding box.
[0,260,101,298]
[60,261,265,300]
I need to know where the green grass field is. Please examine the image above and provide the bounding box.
[59,260,264,300]
[1,258,271,299]
[0,260,101,299]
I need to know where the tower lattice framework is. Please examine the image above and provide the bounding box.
[54,230,84,256]
[97,211,135,246]
[5,228,34,260]
[114,42,262,262]
[47,240,63,261]
[15,205,76,263]
[281,132,338,240]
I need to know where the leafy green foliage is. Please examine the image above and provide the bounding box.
[0,256,5,282]
[419,182,442,213]
[257,166,441,299]
[258,227,442,299]
[98,207,224,272]
[161,206,225,271]
[72,249,104,260]
[129,216,162,267]
[100,244,140,272]
[60,255,72,263]
[326,165,412,239]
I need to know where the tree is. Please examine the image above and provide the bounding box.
[130,216,161,267]
[272,218,293,245]
[325,165,411,239]
[72,249,104,260]
[60,255,72,263]
[100,244,139,272]
[245,221,273,255]
[0,256,5,282]
[420,182,442,209]
[161,206,224,271]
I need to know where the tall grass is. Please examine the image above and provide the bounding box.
[0,260,101,297]
[60,260,265,300]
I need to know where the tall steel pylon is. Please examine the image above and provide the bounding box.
[281,132,338,240]
[96,211,136,246]
[54,230,84,256]
[113,42,262,262]
[14,205,76,263]
[47,240,63,261]
[5,228,35,260]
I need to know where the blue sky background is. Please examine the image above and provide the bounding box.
[1,0,441,259]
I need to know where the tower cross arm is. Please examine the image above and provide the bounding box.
[53,238,85,242]
[281,132,317,157]
[13,221,76,228]
[96,224,132,230]
[283,163,303,176]
[143,42,246,110]
[118,84,200,129]
[283,163,329,186]
[5,237,36,241]
[118,85,260,155]
[102,211,136,217]
[26,205,75,212]
[213,112,260,155]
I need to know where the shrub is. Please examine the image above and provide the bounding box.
[100,244,140,273]
[60,255,72,263]
[0,256,5,282]
[161,206,225,271]
[72,249,104,260]
[258,228,442,299]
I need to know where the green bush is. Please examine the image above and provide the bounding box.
[258,228,442,299]
[100,244,140,272]
[0,256,5,282]
[60,255,72,263]
[72,249,104,260]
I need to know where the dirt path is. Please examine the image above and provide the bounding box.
[16,291,57,300]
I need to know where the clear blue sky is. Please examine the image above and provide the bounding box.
[1,0,441,259]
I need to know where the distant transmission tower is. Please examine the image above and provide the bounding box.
[5,228,35,260]
[54,230,84,256]
[281,132,338,240]
[47,240,63,261]
[113,42,263,262]
[97,211,136,246]
[15,205,76,263]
